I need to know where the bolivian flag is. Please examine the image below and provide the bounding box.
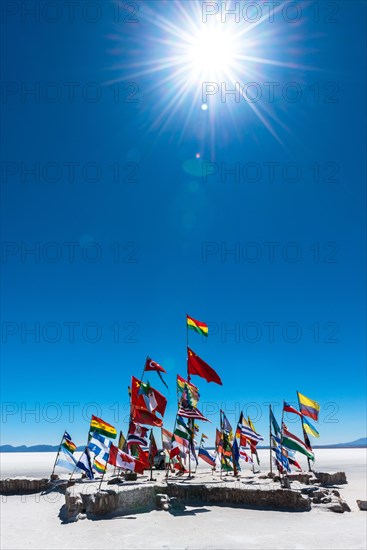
[187,314,208,337]
[90,415,117,439]
[62,439,76,453]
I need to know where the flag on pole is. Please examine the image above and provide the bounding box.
[174,416,192,441]
[187,315,208,337]
[221,411,233,437]
[170,434,189,459]
[148,431,158,465]
[177,405,210,422]
[187,347,222,385]
[283,402,303,417]
[62,432,77,454]
[89,415,117,439]
[298,392,320,421]
[108,444,145,475]
[87,432,111,456]
[282,427,315,460]
[144,357,168,388]
[270,408,281,436]
[56,447,81,473]
[161,428,173,451]
[198,446,216,468]
[302,416,320,438]
[76,448,94,479]
[131,376,167,417]
[118,430,126,451]
[127,422,149,447]
[131,406,163,427]
[239,447,253,463]
[221,456,233,471]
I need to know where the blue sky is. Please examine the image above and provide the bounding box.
[1,1,366,448]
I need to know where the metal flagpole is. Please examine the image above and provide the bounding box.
[50,430,66,478]
[269,405,273,475]
[279,401,285,479]
[297,390,312,472]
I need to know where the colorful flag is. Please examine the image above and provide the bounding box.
[232,438,241,471]
[93,449,110,474]
[131,406,163,427]
[302,416,320,438]
[198,447,216,468]
[221,411,233,436]
[148,431,158,465]
[89,415,117,439]
[108,444,145,475]
[187,347,222,385]
[161,428,172,452]
[282,428,314,460]
[62,438,76,454]
[174,416,192,441]
[131,376,167,417]
[201,433,208,440]
[144,357,168,388]
[270,407,280,436]
[127,422,149,447]
[289,457,302,471]
[177,405,210,422]
[283,402,303,417]
[238,423,264,443]
[221,456,233,472]
[273,445,291,473]
[298,392,320,421]
[76,448,94,479]
[247,417,260,464]
[187,314,208,337]
[56,447,80,473]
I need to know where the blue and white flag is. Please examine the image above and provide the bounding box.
[273,445,291,473]
[56,447,81,473]
[76,448,94,479]
[88,431,111,456]
[239,425,264,443]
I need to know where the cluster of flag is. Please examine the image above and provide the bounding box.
[270,391,320,474]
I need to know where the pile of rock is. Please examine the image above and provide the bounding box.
[301,486,351,513]
[155,493,185,513]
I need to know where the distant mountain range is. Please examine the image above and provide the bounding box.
[0,437,366,452]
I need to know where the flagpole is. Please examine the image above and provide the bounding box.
[186,315,190,382]
[98,446,111,492]
[269,406,273,475]
[50,430,66,478]
[280,401,285,479]
[297,390,312,472]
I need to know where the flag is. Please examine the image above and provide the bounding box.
[232,438,241,471]
[174,416,192,441]
[187,314,208,337]
[64,431,72,440]
[198,447,216,468]
[136,445,150,469]
[127,422,149,447]
[247,417,260,464]
[201,433,208,440]
[62,438,76,454]
[221,411,233,436]
[144,357,168,388]
[148,431,158,465]
[89,415,117,439]
[93,449,110,474]
[238,423,264,444]
[177,375,200,406]
[177,405,210,422]
[289,457,302,471]
[108,444,145,475]
[239,447,253,463]
[131,376,167,417]
[118,431,126,451]
[187,347,222,385]
[298,392,320,421]
[273,445,291,473]
[131,406,163,427]
[221,456,233,471]
[170,434,189,459]
[56,447,81,473]
[161,428,173,451]
[76,449,94,479]
[216,428,231,457]
[282,428,314,460]
[88,432,111,456]
[283,402,303,417]
[270,407,281,436]
[302,416,320,438]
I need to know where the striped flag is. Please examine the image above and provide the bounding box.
[239,424,264,443]
[177,405,210,422]
[239,447,253,463]
[89,415,117,439]
[198,447,216,468]
[187,314,208,337]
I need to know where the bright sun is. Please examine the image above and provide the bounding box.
[189,25,237,77]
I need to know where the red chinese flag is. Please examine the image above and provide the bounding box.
[132,406,163,427]
[187,347,222,385]
[145,357,166,374]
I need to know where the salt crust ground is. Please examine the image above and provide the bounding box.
[1,448,366,549]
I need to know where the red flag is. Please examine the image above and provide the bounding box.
[187,347,222,385]
[108,444,146,475]
[145,357,166,373]
[132,406,163,427]
[148,431,158,465]
[283,402,303,417]
[131,376,167,417]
